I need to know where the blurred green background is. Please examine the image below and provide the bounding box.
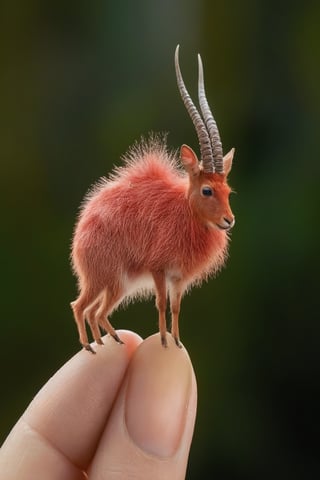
[1,1,319,478]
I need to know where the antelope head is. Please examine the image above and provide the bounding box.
[175,45,235,231]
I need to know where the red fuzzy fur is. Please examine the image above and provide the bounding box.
[71,135,235,351]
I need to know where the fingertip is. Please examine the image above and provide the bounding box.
[81,329,143,357]
[89,332,197,479]
[125,332,195,458]
[23,330,143,470]
[113,329,143,353]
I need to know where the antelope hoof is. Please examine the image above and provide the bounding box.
[111,333,124,345]
[174,336,182,348]
[83,343,96,354]
[96,337,104,345]
[161,334,168,348]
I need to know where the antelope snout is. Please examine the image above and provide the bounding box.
[218,215,235,230]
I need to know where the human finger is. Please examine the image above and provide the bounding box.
[0,330,142,479]
[89,333,197,480]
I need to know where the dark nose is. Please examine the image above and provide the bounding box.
[223,216,235,228]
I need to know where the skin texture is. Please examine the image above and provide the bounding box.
[71,138,235,351]
[0,332,197,480]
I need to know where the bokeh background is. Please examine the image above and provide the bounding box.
[1,1,319,478]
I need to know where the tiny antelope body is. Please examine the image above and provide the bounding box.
[71,45,235,353]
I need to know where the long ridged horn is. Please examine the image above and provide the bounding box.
[198,53,224,174]
[175,45,214,173]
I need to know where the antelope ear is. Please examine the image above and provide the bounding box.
[223,148,235,176]
[180,144,200,176]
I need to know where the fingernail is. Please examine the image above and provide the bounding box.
[125,335,192,457]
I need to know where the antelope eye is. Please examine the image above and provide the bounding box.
[201,186,213,197]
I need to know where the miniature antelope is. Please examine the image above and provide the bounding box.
[71,45,235,352]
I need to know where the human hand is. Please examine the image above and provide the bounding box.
[0,331,197,479]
